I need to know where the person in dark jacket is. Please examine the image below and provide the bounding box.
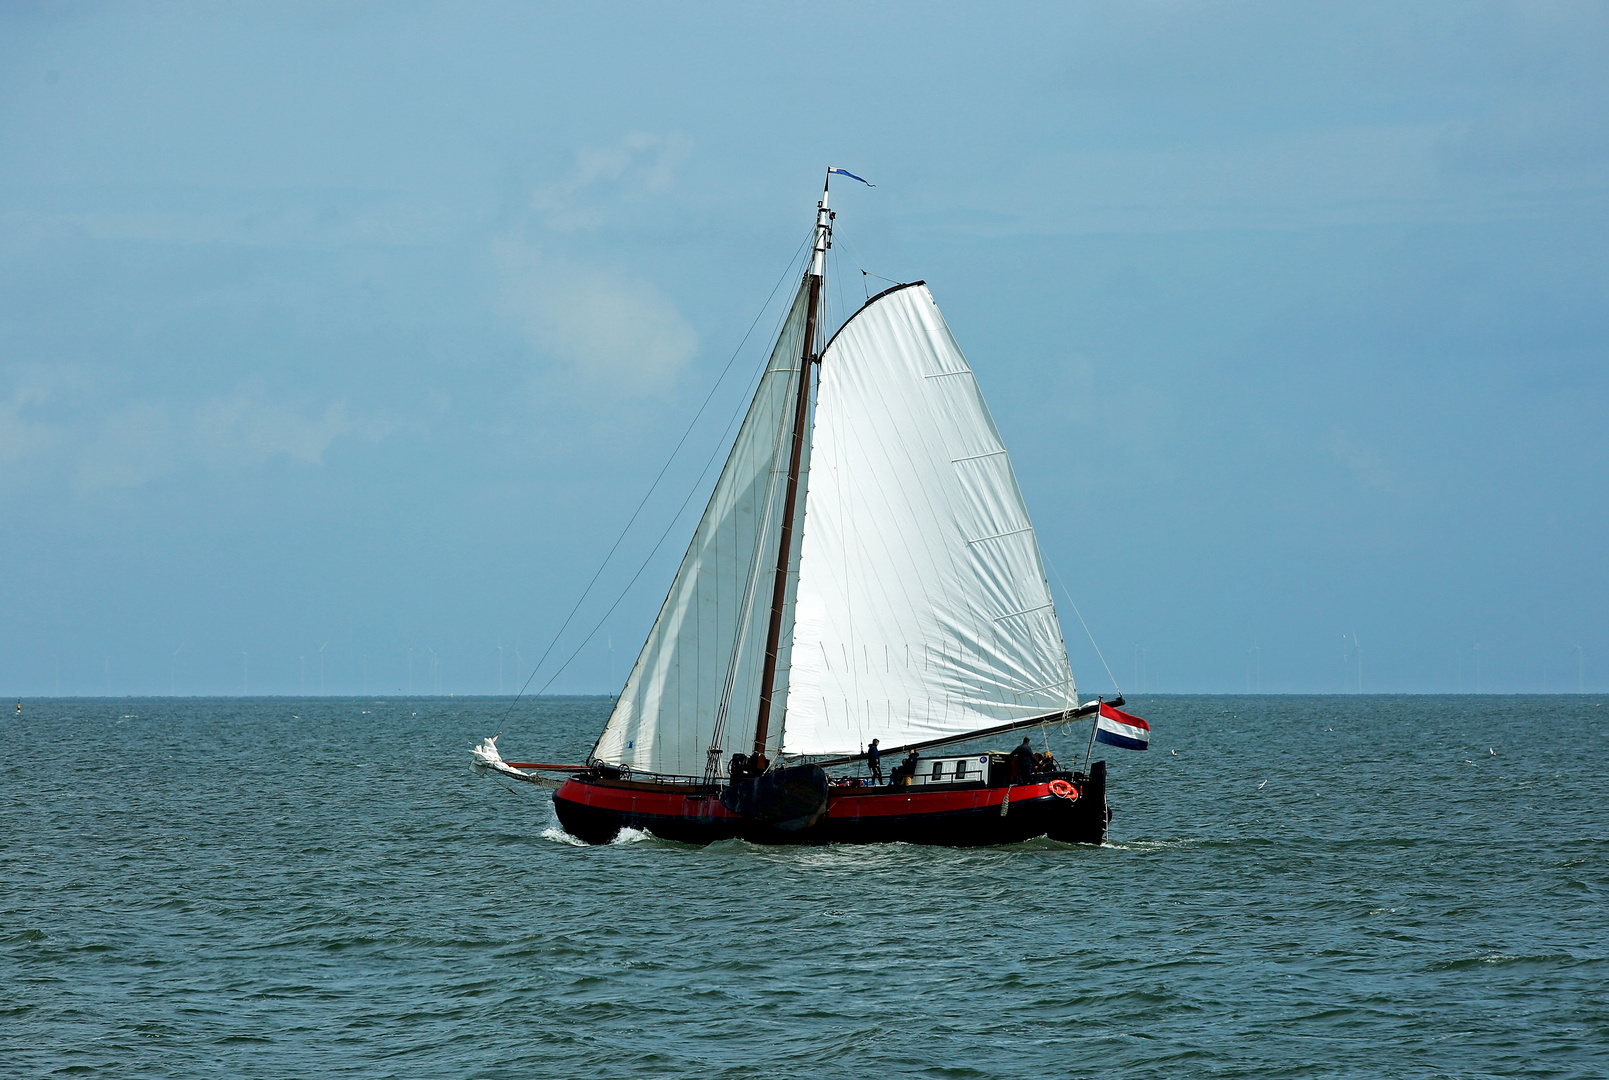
[867,739,883,784]
[1010,737,1034,784]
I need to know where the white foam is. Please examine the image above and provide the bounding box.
[540,826,589,847]
[538,825,654,847]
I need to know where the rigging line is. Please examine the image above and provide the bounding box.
[835,232,893,284]
[1044,551,1121,696]
[706,344,801,771]
[530,269,810,710]
[499,229,814,720]
[527,338,785,705]
[833,240,847,341]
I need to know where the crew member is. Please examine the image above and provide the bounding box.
[1010,737,1034,784]
[867,739,883,784]
[890,749,920,786]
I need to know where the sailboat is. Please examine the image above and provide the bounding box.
[474,171,1141,846]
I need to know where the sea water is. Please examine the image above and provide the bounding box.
[2,695,1605,1079]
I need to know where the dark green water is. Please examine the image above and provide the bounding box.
[2,695,1605,1078]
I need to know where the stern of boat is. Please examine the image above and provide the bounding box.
[1047,759,1110,845]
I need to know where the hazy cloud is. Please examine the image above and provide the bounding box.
[530,132,691,232]
[495,240,698,400]
[75,401,177,492]
[0,383,61,469]
[4,380,395,495]
[195,393,387,468]
[1330,429,1404,495]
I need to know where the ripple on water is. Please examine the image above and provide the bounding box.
[2,696,1608,1078]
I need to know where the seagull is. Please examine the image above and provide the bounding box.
[1171,749,1178,756]
[1258,780,1267,789]
[1490,748,1496,755]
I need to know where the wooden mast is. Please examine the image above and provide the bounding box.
[753,180,830,761]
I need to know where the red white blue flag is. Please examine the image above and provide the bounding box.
[1095,702,1151,751]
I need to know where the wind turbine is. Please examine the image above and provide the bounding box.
[496,643,506,695]
[171,643,184,697]
[1474,642,1481,695]
[406,647,414,695]
[241,650,249,696]
[1352,630,1362,694]
[426,646,440,696]
[1576,645,1585,694]
[319,641,329,696]
[299,654,306,696]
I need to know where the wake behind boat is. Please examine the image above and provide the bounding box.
[474,170,1150,846]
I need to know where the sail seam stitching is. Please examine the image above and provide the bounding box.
[1013,677,1073,697]
[951,449,1007,463]
[967,525,1035,545]
[993,602,1054,622]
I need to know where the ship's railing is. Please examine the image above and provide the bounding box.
[584,761,721,789]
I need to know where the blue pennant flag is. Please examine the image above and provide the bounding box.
[827,167,874,187]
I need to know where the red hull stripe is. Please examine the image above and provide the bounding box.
[554,779,1054,821]
[555,779,743,821]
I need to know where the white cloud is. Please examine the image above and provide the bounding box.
[530,131,691,233]
[75,401,178,492]
[0,377,393,495]
[496,241,698,399]
[195,393,386,467]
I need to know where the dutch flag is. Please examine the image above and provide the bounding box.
[1094,702,1151,751]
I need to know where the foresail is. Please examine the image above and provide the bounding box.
[781,284,1074,757]
[592,282,812,776]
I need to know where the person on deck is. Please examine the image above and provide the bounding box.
[1010,737,1034,784]
[867,739,883,785]
[890,749,920,786]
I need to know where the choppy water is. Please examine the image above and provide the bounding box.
[2,695,1606,1078]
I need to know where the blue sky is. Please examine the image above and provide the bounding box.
[3,2,1605,695]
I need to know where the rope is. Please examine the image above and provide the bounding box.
[1044,552,1121,696]
[497,230,814,724]
[522,267,807,708]
[835,232,902,296]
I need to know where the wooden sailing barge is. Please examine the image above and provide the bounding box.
[477,171,1124,846]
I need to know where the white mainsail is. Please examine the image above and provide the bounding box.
[780,283,1074,757]
[591,282,812,775]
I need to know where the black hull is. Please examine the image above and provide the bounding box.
[552,763,1111,848]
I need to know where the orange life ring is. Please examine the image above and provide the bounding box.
[1049,779,1078,800]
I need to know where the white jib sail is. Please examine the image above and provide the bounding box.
[781,283,1075,757]
[591,281,812,776]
